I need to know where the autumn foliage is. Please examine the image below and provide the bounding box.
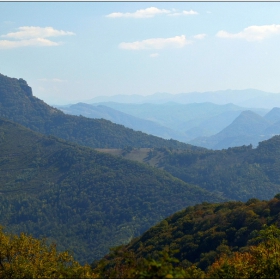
[0,227,94,278]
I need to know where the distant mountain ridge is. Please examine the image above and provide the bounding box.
[191,108,280,149]
[58,101,269,145]
[57,103,187,142]
[0,73,197,150]
[85,89,280,109]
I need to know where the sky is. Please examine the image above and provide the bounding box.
[1,2,280,104]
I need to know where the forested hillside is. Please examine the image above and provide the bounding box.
[154,137,280,201]
[94,195,280,278]
[97,137,280,202]
[0,73,196,150]
[0,117,222,264]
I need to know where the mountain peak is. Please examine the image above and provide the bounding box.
[264,107,280,123]
[18,78,33,97]
[0,73,33,101]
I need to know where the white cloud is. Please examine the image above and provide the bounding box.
[0,26,75,49]
[193,33,206,40]
[150,53,159,57]
[0,38,59,49]
[168,9,198,16]
[106,7,170,18]
[119,35,192,50]
[2,26,75,39]
[216,24,280,42]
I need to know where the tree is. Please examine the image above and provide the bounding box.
[207,225,280,278]
[0,227,95,278]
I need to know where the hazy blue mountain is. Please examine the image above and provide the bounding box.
[90,102,268,141]
[264,107,280,123]
[0,73,197,150]
[190,110,277,149]
[262,108,280,137]
[92,102,235,128]
[264,120,280,137]
[183,110,246,139]
[56,103,187,142]
[85,89,280,109]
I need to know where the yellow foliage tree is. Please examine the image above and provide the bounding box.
[207,224,280,279]
[0,227,95,278]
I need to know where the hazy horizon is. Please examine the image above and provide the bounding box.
[1,2,280,104]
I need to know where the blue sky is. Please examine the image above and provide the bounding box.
[1,2,280,104]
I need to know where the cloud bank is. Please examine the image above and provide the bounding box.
[106,7,198,18]
[107,7,170,18]
[0,26,75,49]
[216,24,280,42]
[119,35,192,50]
[168,10,198,16]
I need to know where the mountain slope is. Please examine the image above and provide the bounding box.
[57,103,187,142]
[96,195,280,274]
[264,107,280,123]
[90,102,268,142]
[155,136,280,201]
[191,110,273,149]
[99,135,280,202]
[0,73,196,150]
[0,117,222,264]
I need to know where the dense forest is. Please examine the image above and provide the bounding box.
[2,196,280,278]
[0,73,198,150]
[155,137,280,201]
[2,73,280,278]
[98,137,280,202]
[0,117,222,264]
[94,195,280,278]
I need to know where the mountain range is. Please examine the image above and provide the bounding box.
[3,71,280,272]
[85,88,280,109]
[58,103,187,142]
[58,101,280,150]
[0,73,196,150]
[56,102,270,146]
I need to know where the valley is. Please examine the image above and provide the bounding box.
[1,73,280,277]
[56,98,280,150]
[2,2,280,277]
